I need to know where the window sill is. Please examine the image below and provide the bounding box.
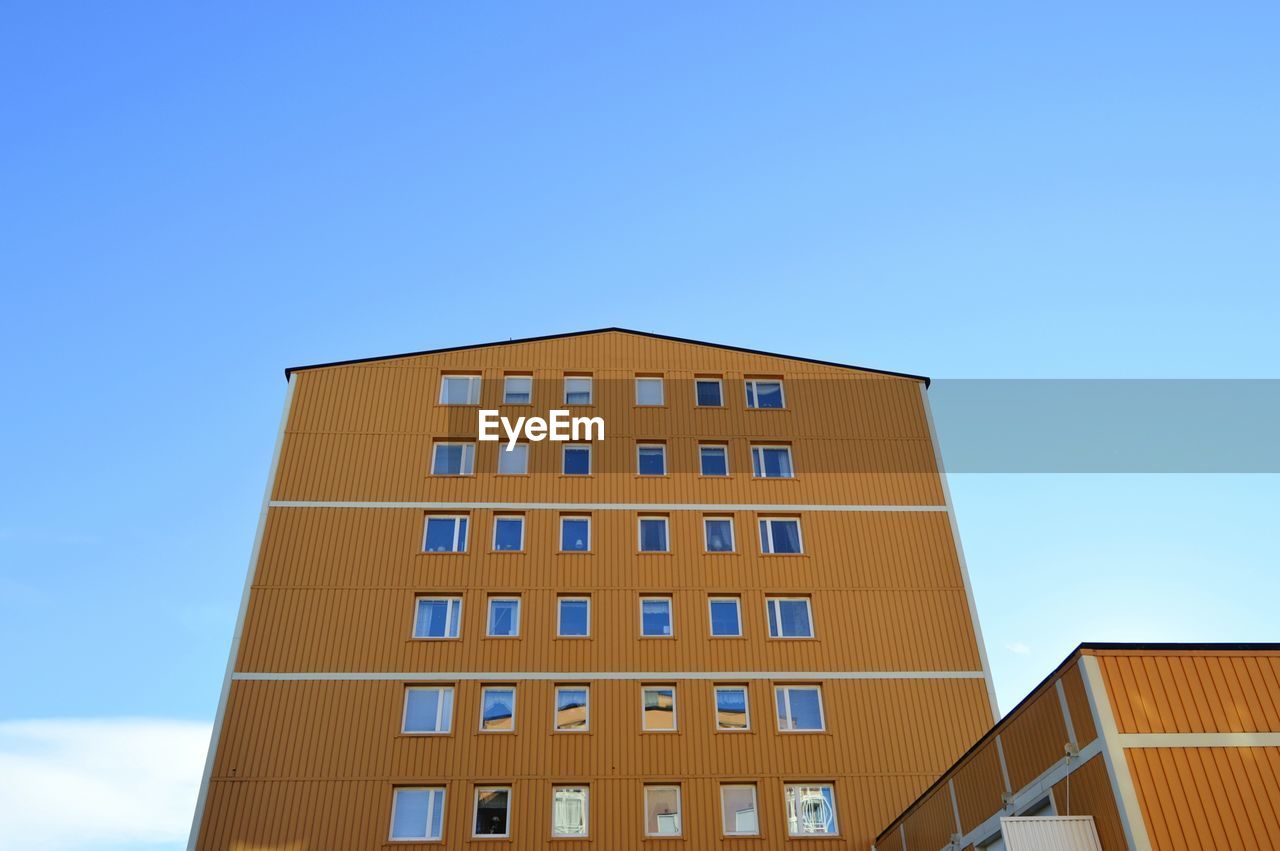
[558,550,594,555]
[480,635,523,641]
[417,551,469,556]
[407,637,462,643]
[488,550,527,555]
[637,551,673,556]
[703,551,739,556]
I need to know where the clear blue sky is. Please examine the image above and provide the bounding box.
[1,4,1277,849]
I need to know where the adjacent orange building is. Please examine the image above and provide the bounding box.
[187,328,997,849]
[874,643,1280,851]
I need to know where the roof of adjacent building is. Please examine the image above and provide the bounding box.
[283,326,932,386]
[874,641,1280,845]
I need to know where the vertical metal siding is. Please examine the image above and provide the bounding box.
[1000,816,1104,851]
[1097,650,1280,734]
[1126,746,1280,851]
[1049,754,1128,851]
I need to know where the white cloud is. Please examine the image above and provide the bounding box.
[0,718,210,851]
[1005,641,1032,655]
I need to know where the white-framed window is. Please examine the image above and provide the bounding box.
[641,685,677,731]
[554,685,589,731]
[492,515,524,552]
[784,783,838,836]
[637,443,667,476]
[439,374,481,405]
[704,516,735,552]
[720,784,759,836]
[767,597,814,638]
[432,442,476,476]
[563,443,591,475]
[560,515,591,552]
[699,444,729,476]
[714,685,750,731]
[635,376,665,406]
[564,375,593,405]
[759,517,803,554]
[390,786,445,841]
[503,374,532,405]
[558,597,590,637]
[497,442,529,475]
[643,785,682,836]
[413,597,462,639]
[751,444,794,478]
[708,597,742,637]
[473,786,512,837]
[744,378,784,409]
[775,685,825,731]
[695,378,723,407]
[403,686,454,734]
[640,597,673,637]
[423,515,469,553]
[638,516,669,552]
[479,686,516,732]
[552,786,589,837]
[487,597,520,637]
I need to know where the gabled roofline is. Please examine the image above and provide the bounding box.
[874,640,1280,844]
[283,327,931,386]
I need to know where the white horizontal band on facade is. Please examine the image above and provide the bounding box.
[1115,731,1280,748]
[232,670,988,682]
[268,500,948,512]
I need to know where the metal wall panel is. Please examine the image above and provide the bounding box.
[952,739,1007,835]
[1050,754,1127,851]
[1097,650,1280,734]
[1126,746,1280,851]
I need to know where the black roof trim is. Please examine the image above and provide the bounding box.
[283,327,931,386]
[874,640,1280,843]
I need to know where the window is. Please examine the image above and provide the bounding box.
[699,444,729,476]
[390,787,445,841]
[775,685,825,731]
[497,442,529,475]
[715,686,750,731]
[767,597,814,638]
[403,686,454,734]
[644,785,682,836]
[640,597,673,637]
[635,376,664,406]
[638,516,669,552]
[503,374,532,405]
[432,442,475,476]
[637,444,666,475]
[564,376,593,405]
[695,378,723,407]
[563,444,591,475]
[642,685,677,731]
[708,597,742,637]
[473,786,511,837]
[751,444,794,478]
[552,786,589,837]
[560,516,591,552]
[784,784,838,836]
[423,515,469,553]
[721,785,758,836]
[487,597,520,637]
[439,374,481,405]
[744,378,784,409]
[492,515,524,552]
[554,686,589,731]
[704,516,735,552]
[759,517,803,554]
[558,597,590,637]
[480,686,516,732]
[414,597,462,639]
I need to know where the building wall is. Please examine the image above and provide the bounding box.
[192,332,994,850]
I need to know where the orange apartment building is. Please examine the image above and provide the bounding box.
[874,643,1280,851]
[188,328,999,849]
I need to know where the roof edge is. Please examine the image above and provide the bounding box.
[282,327,931,386]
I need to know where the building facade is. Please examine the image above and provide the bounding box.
[189,328,996,850]
[874,643,1280,851]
